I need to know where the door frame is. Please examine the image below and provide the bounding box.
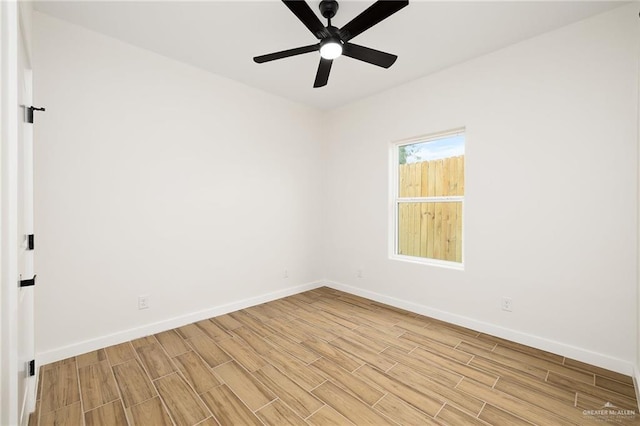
[1,0,21,424]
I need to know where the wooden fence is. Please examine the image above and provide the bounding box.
[398,155,464,262]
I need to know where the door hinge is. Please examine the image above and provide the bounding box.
[26,106,45,124]
[28,360,35,377]
[19,275,36,287]
[27,234,34,250]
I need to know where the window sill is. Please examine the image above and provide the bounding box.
[389,254,465,271]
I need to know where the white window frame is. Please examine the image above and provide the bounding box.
[389,128,465,270]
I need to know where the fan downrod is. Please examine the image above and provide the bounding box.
[319,0,339,20]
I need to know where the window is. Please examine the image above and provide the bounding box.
[390,129,465,268]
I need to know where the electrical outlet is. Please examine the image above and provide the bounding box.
[138,295,149,310]
[283,269,289,278]
[501,297,513,312]
[357,269,363,278]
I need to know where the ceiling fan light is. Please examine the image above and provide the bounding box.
[320,39,342,60]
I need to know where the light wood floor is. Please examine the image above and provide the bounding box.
[32,287,639,425]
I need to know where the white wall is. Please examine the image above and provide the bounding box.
[323,4,639,373]
[33,13,324,362]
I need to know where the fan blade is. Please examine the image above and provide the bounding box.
[338,0,409,42]
[282,0,330,39]
[313,58,333,88]
[254,44,319,63]
[343,43,397,68]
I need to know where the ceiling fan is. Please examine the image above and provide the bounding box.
[254,0,409,88]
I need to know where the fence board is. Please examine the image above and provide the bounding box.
[446,203,456,261]
[433,202,442,260]
[420,204,428,258]
[399,162,408,197]
[411,163,420,197]
[449,157,457,195]
[421,162,429,197]
[412,203,421,254]
[456,202,463,261]
[435,160,443,197]
[458,155,464,195]
[426,202,435,259]
[428,160,436,197]
[442,159,450,196]
[399,204,408,255]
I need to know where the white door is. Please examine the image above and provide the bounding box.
[1,2,35,425]
[17,8,36,425]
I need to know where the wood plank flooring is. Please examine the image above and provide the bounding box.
[31,287,639,425]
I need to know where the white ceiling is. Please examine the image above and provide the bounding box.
[34,1,625,110]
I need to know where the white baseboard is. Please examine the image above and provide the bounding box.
[37,278,635,378]
[37,281,324,366]
[324,280,635,376]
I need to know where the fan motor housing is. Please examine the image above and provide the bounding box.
[319,0,339,19]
